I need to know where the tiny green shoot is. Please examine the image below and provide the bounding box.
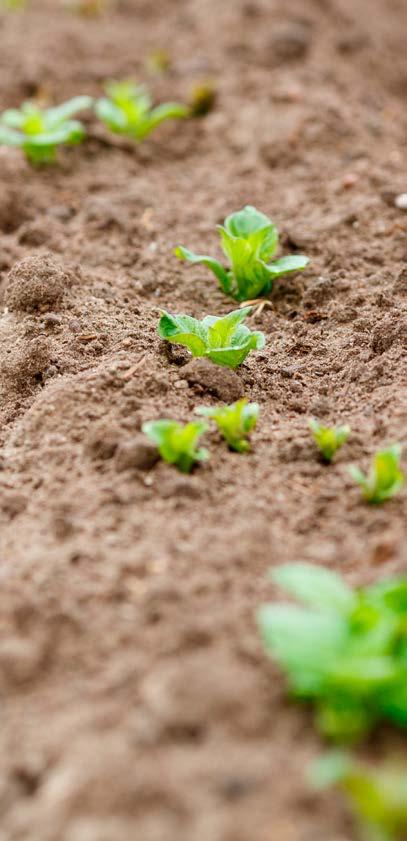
[189,81,216,116]
[311,752,407,841]
[308,418,351,462]
[158,306,265,369]
[142,419,208,473]
[0,96,93,164]
[196,399,259,452]
[95,81,189,142]
[175,205,309,302]
[349,445,404,504]
[258,563,407,742]
[0,0,26,9]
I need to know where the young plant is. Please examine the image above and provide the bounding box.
[308,418,351,463]
[158,306,265,369]
[95,81,189,142]
[258,563,407,742]
[196,399,259,452]
[311,752,407,841]
[0,0,26,9]
[175,205,309,302]
[0,96,92,164]
[142,419,208,473]
[349,445,404,504]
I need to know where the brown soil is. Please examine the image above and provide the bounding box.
[0,1,406,839]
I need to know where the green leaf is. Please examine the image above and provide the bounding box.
[142,419,208,473]
[174,246,231,293]
[272,562,356,613]
[196,398,259,452]
[45,95,93,128]
[349,445,404,504]
[267,254,310,276]
[308,419,351,462]
[0,124,23,146]
[158,307,265,369]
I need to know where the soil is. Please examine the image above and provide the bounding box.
[0,1,406,839]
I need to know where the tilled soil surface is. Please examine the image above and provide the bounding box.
[0,1,406,839]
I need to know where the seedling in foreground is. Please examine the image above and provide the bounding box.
[308,418,351,462]
[0,96,92,163]
[311,752,407,841]
[349,445,404,504]
[258,562,407,742]
[142,419,208,473]
[175,205,309,302]
[196,399,259,452]
[95,81,189,142]
[158,306,265,369]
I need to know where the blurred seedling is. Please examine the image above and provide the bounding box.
[175,205,309,302]
[95,81,189,142]
[196,399,259,452]
[158,306,265,369]
[258,562,407,742]
[189,81,216,116]
[0,95,93,164]
[308,418,351,463]
[349,445,404,504]
[142,419,209,473]
[311,752,407,841]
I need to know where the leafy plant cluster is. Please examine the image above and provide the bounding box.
[0,82,190,164]
[258,563,407,840]
[143,399,259,472]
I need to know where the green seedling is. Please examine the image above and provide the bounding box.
[349,445,404,504]
[311,752,407,841]
[95,81,189,142]
[196,399,259,452]
[308,418,351,463]
[142,419,208,473]
[175,205,309,302]
[189,81,216,116]
[0,0,26,8]
[0,96,92,164]
[258,563,407,742]
[158,306,265,369]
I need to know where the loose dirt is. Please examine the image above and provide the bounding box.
[0,1,406,839]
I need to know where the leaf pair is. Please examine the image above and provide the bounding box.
[350,445,404,504]
[176,205,309,301]
[0,96,93,164]
[158,306,265,369]
[95,81,189,142]
[258,563,407,741]
[308,419,351,462]
[142,420,208,473]
[196,399,259,452]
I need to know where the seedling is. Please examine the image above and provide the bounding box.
[349,445,404,504]
[142,419,208,473]
[95,81,189,142]
[196,399,259,452]
[311,752,407,841]
[0,0,26,8]
[0,96,92,164]
[189,81,216,116]
[258,563,407,741]
[175,205,309,302]
[158,306,265,369]
[308,418,351,462]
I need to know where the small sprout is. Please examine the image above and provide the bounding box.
[258,562,407,741]
[308,418,351,462]
[95,81,189,143]
[142,419,209,473]
[175,205,309,302]
[349,445,404,504]
[189,81,216,116]
[0,95,93,164]
[158,306,265,369]
[196,399,259,452]
[311,752,407,841]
